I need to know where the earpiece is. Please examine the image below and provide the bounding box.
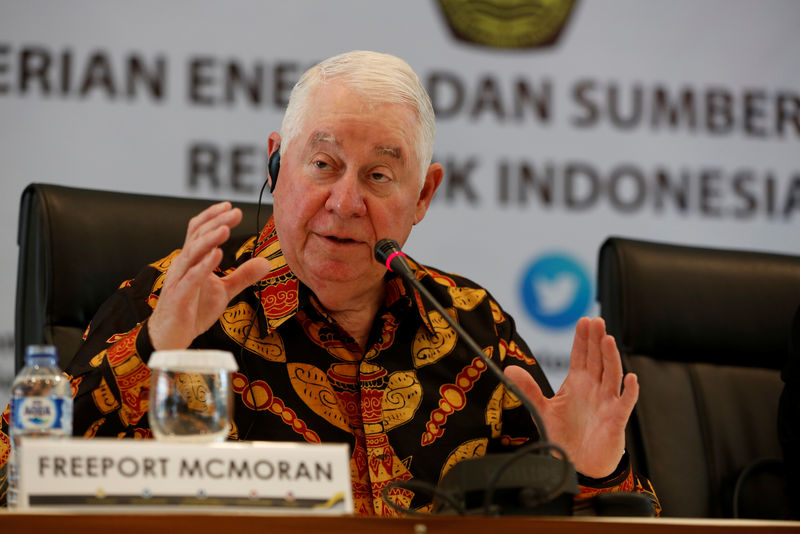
[268,149,281,193]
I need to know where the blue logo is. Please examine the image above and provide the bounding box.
[519,253,592,329]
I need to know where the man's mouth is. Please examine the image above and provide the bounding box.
[325,235,358,244]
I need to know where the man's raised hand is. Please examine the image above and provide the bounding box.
[148,202,271,350]
[504,317,639,478]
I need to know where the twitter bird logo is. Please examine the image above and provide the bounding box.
[520,253,592,329]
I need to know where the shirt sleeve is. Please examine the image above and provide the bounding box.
[0,255,166,508]
[67,248,185,441]
[1,405,10,505]
[63,253,169,440]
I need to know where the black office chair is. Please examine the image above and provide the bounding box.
[15,183,269,372]
[778,306,800,518]
[597,236,800,519]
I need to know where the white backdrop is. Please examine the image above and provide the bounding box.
[1,0,799,405]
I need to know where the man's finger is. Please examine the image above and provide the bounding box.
[180,247,224,288]
[600,334,624,397]
[619,373,640,419]
[183,223,231,263]
[186,201,233,239]
[504,365,549,413]
[568,317,591,373]
[188,206,243,244]
[222,257,272,299]
[585,317,606,380]
[169,205,237,282]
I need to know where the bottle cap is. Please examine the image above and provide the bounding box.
[149,350,238,372]
[24,344,58,365]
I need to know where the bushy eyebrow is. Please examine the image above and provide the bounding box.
[308,131,405,163]
[376,145,403,161]
[310,131,338,146]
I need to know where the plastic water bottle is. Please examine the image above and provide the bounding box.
[7,345,73,507]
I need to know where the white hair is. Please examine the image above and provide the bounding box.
[280,50,435,185]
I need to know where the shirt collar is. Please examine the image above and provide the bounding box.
[244,216,438,335]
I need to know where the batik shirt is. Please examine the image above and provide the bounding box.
[0,217,660,515]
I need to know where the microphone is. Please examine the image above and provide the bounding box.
[374,238,577,515]
[375,239,549,440]
[375,238,415,278]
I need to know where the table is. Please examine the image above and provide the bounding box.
[1,512,798,534]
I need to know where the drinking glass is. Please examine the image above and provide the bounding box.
[148,350,238,443]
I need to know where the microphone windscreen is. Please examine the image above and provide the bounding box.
[374,238,401,265]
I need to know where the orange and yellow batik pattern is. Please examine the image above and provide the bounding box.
[0,217,660,515]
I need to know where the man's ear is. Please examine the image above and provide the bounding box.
[414,162,444,225]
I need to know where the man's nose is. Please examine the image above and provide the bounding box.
[325,171,367,217]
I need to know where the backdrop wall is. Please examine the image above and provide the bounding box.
[1,0,798,404]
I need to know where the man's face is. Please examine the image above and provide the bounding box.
[271,81,441,299]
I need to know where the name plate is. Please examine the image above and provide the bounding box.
[16,437,353,514]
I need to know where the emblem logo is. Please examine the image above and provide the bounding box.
[436,0,578,49]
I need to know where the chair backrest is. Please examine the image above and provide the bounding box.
[597,236,800,519]
[779,307,800,517]
[15,183,269,372]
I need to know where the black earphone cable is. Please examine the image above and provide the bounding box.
[237,175,272,442]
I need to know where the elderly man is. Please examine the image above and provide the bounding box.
[0,51,658,515]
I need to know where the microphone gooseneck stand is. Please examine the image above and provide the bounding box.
[374,239,577,516]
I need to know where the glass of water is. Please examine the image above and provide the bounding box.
[148,350,238,443]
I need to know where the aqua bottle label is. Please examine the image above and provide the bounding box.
[11,396,68,430]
